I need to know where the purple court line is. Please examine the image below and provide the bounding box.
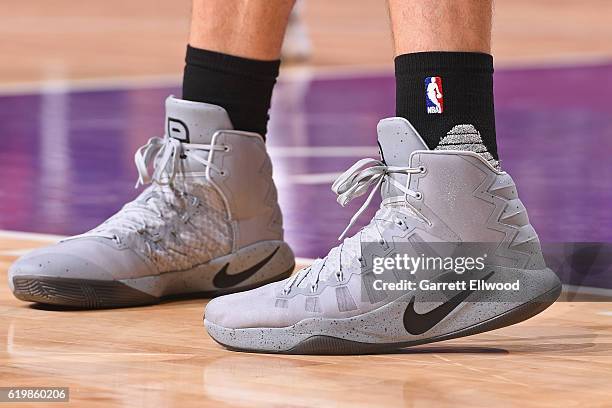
[0,63,611,287]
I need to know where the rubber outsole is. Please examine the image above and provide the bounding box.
[12,265,294,309]
[209,283,562,355]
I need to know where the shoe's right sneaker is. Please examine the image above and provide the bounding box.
[8,96,295,308]
[204,117,561,354]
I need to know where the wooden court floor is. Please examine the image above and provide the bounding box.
[1,232,612,407]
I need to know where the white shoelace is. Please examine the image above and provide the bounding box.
[134,136,225,187]
[283,158,424,294]
[66,137,224,242]
[332,158,423,240]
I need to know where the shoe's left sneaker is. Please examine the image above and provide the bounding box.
[9,96,294,308]
[204,117,561,354]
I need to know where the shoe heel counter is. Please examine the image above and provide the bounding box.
[233,167,285,248]
[210,131,285,249]
[266,182,285,239]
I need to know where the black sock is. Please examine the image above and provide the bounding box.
[395,52,498,161]
[182,45,280,138]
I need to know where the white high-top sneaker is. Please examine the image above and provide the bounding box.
[204,117,561,354]
[9,96,295,308]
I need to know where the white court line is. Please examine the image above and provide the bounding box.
[268,146,377,158]
[0,248,37,257]
[287,172,342,185]
[0,75,182,96]
[597,311,612,316]
[2,56,611,96]
[0,65,390,96]
[295,257,315,265]
[0,229,65,241]
[563,284,612,299]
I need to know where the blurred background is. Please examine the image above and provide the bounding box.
[1,0,611,289]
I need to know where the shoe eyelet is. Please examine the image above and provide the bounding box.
[418,166,426,174]
[223,145,231,152]
[219,170,227,177]
[414,192,423,200]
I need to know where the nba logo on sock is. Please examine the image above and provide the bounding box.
[425,76,444,114]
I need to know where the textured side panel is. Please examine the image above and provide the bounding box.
[489,173,518,198]
[305,297,322,313]
[335,286,358,312]
[499,199,529,227]
[361,272,388,304]
[275,299,289,309]
[512,224,539,246]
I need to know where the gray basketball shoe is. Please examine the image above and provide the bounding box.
[9,96,295,308]
[204,117,561,354]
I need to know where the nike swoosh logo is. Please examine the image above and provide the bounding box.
[213,247,280,289]
[403,271,494,335]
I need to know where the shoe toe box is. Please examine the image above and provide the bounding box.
[8,237,152,288]
[205,281,289,329]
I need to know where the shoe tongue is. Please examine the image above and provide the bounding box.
[376,118,428,201]
[164,96,233,144]
[377,117,428,166]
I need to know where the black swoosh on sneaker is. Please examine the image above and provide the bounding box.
[403,271,495,335]
[213,247,280,289]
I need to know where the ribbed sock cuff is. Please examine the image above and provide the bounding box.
[395,52,493,75]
